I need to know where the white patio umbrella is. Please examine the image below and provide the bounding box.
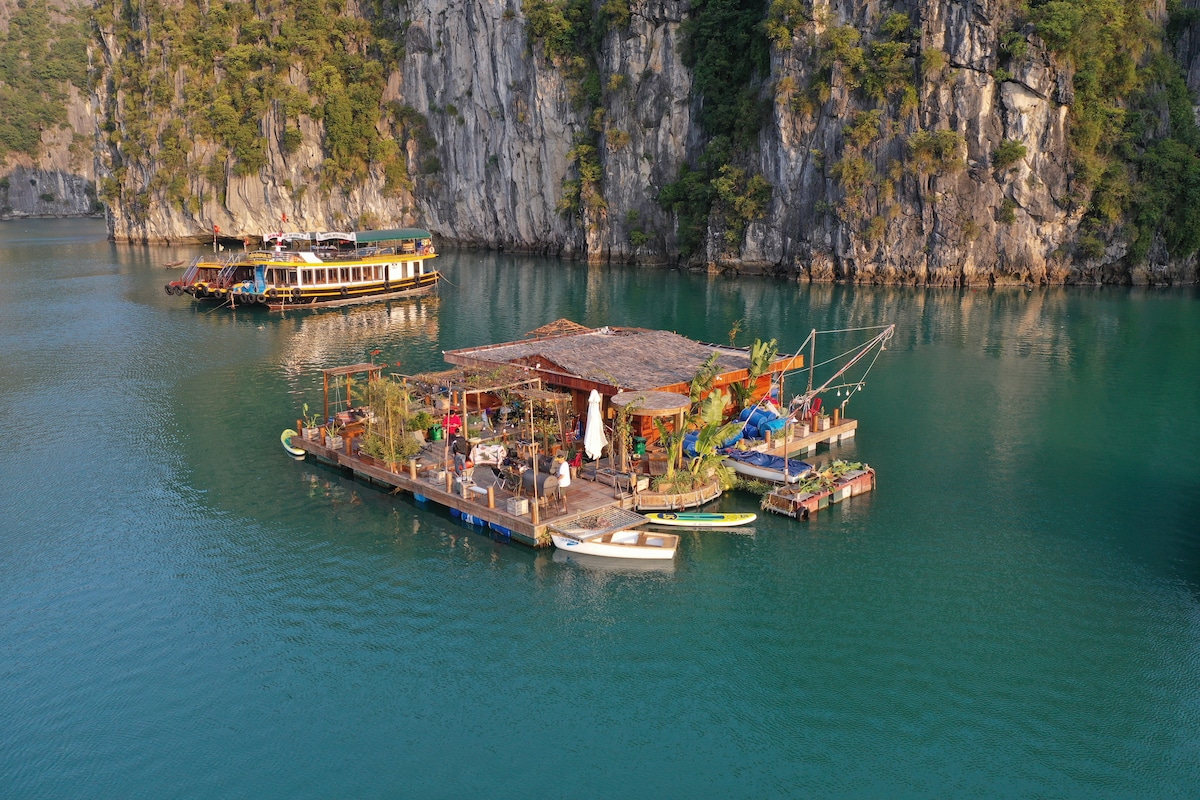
[584,389,608,461]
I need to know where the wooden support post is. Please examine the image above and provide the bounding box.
[408,459,418,479]
[445,472,453,493]
[487,486,495,509]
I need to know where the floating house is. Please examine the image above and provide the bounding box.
[284,321,877,548]
[443,319,805,429]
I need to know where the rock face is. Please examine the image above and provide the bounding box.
[89,0,1200,284]
[0,0,98,220]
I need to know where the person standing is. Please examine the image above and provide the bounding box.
[555,454,571,512]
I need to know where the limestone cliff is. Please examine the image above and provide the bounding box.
[0,0,97,219]
[89,0,1200,284]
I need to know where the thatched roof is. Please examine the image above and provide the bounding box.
[401,364,539,394]
[445,325,754,391]
[609,390,692,416]
[526,318,590,339]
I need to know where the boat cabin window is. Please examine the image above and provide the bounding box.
[340,267,350,283]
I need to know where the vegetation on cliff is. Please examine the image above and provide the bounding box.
[93,0,424,222]
[660,0,773,258]
[523,0,629,225]
[0,0,88,159]
[1025,0,1200,262]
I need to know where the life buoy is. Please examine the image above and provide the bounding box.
[340,286,349,298]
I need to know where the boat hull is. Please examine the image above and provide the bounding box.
[550,530,679,559]
[722,452,812,484]
[262,272,440,311]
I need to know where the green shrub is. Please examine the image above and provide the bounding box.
[998,197,1017,225]
[907,129,966,175]
[992,139,1028,169]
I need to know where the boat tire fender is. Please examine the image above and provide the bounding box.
[267,288,278,300]
[164,285,173,296]
[291,287,302,302]
[340,286,349,298]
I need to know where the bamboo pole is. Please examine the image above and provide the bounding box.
[807,328,816,394]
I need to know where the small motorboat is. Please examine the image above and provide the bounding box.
[643,512,756,527]
[550,529,679,559]
[721,449,812,483]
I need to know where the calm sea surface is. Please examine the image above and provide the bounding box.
[1,218,1198,798]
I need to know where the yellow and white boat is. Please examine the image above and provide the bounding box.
[215,228,438,310]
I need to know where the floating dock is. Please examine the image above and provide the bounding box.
[290,434,646,547]
[759,416,858,459]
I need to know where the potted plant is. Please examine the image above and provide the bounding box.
[358,432,386,465]
[325,421,344,452]
[409,410,436,439]
[381,434,422,472]
[301,403,320,440]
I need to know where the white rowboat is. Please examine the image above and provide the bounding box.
[550,529,679,559]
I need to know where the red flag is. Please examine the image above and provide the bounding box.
[282,212,288,222]
[213,224,220,234]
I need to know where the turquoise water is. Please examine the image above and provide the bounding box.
[2,218,1198,797]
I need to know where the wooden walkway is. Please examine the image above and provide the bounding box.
[291,435,637,547]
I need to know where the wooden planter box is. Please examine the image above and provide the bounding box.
[635,480,721,511]
[763,488,831,518]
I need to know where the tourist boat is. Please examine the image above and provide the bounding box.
[163,255,225,296]
[550,529,679,559]
[721,449,813,483]
[642,511,756,527]
[192,258,255,299]
[169,228,438,310]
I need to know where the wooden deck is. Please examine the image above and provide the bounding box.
[288,416,863,546]
[760,417,857,458]
[290,435,638,547]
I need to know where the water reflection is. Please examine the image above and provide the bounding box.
[552,548,677,576]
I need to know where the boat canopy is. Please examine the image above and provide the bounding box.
[260,229,431,245]
[353,228,432,243]
[262,231,355,244]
